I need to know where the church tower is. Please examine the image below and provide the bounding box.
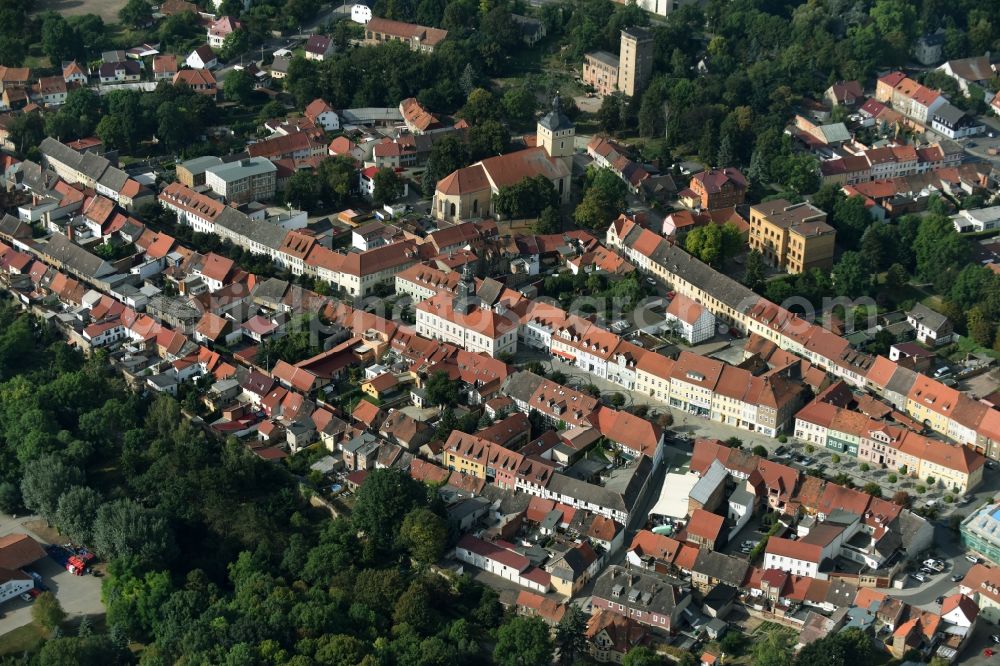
[537,95,575,164]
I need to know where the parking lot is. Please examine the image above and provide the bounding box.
[0,513,104,637]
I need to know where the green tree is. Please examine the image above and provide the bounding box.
[885,263,908,290]
[0,481,20,513]
[352,467,427,553]
[743,249,765,291]
[91,499,175,570]
[95,115,131,152]
[753,630,794,666]
[460,87,500,125]
[32,591,66,635]
[597,93,625,133]
[119,0,152,28]
[967,306,994,347]
[574,167,627,229]
[502,86,536,128]
[21,455,84,521]
[285,171,320,210]
[399,507,447,565]
[467,120,511,160]
[425,370,461,406]
[425,134,470,188]
[831,251,870,297]
[534,206,561,234]
[494,175,559,220]
[9,112,45,157]
[220,29,250,61]
[224,68,255,105]
[555,604,588,664]
[914,214,969,292]
[372,168,404,206]
[622,646,666,666]
[831,195,871,250]
[41,13,81,65]
[494,616,553,666]
[55,486,102,545]
[316,156,357,209]
[684,223,743,268]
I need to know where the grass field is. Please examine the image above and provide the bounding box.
[0,622,45,657]
[36,0,127,23]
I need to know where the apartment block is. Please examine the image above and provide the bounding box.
[748,200,835,274]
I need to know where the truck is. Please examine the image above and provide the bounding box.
[46,545,88,575]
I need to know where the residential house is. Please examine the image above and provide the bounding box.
[454,535,551,592]
[304,98,340,132]
[304,34,334,61]
[208,16,242,49]
[186,45,218,70]
[906,304,952,346]
[363,17,448,53]
[62,62,88,86]
[153,55,178,81]
[663,293,716,344]
[686,168,747,211]
[97,60,141,84]
[591,565,691,632]
[586,610,648,664]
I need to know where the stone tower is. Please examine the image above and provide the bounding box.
[617,26,654,97]
[536,94,575,165]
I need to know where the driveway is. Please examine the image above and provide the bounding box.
[0,513,104,637]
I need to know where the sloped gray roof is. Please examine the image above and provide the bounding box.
[42,232,112,278]
[501,370,546,404]
[690,459,728,506]
[693,550,748,587]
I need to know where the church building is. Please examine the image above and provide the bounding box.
[432,96,575,222]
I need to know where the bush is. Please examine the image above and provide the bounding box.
[916,485,927,494]
[859,463,870,472]
[899,465,907,474]
[719,631,749,656]
[805,444,814,453]
[944,494,955,504]
[752,445,768,458]
[777,435,788,443]
[927,476,935,485]
[831,454,841,464]
[887,474,898,483]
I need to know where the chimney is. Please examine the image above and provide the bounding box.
[66,222,73,242]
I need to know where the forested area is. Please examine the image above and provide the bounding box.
[0,300,556,664]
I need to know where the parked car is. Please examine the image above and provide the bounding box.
[967,554,981,564]
[19,592,32,602]
[952,574,964,582]
[991,635,1000,645]
[936,595,945,605]
[910,572,927,583]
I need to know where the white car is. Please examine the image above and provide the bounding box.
[966,554,981,564]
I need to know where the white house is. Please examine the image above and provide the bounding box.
[454,535,551,593]
[663,294,715,344]
[906,303,953,346]
[304,98,340,132]
[186,45,217,71]
[0,570,33,605]
[952,206,1000,233]
[351,4,372,23]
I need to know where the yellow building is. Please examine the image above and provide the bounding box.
[748,200,835,274]
[442,431,491,479]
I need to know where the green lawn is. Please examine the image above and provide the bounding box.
[0,622,46,657]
